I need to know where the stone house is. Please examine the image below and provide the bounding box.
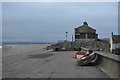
[110,33,120,52]
[75,21,98,41]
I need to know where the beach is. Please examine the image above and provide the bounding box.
[2,44,109,78]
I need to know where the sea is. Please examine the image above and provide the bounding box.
[1,41,53,45]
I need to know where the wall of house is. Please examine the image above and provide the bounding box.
[75,32,98,41]
[112,43,120,49]
[110,37,113,52]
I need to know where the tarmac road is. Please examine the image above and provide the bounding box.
[2,44,110,78]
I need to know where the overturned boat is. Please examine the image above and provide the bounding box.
[77,52,98,66]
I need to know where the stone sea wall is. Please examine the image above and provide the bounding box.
[47,40,110,52]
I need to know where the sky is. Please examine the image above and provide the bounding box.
[2,2,118,43]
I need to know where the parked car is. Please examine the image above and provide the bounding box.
[73,51,87,58]
[112,48,120,55]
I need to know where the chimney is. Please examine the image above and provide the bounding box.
[83,21,88,25]
[112,32,113,35]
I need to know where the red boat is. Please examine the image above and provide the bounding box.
[73,51,86,58]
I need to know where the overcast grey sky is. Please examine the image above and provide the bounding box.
[2,2,118,42]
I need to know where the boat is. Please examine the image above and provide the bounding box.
[77,52,98,66]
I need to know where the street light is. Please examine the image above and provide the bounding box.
[72,35,73,42]
[66,32,68,41]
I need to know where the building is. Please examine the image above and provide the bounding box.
[110,33,120,53]
[75,21,98,41]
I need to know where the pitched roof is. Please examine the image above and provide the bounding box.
[75,21,96,33]
[112,35,120,43]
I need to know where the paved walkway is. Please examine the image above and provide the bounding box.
[2,45,109,78]
[0,48,2,79]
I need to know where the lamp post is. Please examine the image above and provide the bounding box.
[72,35,73,42]
[66,32,68,41]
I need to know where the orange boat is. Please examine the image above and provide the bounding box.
[73,51,86,58]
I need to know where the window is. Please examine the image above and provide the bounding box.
[75,35,79,39]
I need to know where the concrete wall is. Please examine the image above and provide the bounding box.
[96,51,120,79]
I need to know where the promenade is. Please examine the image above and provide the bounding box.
[0,46,2,79]
[2,44,109,78]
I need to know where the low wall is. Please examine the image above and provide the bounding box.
[95,51,120,79]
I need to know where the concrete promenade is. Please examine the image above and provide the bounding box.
[2,44,109,78]
[0,47,2,79]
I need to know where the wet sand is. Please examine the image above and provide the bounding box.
[2,44,109,78]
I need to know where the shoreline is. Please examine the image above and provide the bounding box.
[2,44,51,57]
[2,43,52,46]
[2,43,51,45]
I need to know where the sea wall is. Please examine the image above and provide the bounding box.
[80,47,120,79]
[95,51,120,79]
[50,40,109,51]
